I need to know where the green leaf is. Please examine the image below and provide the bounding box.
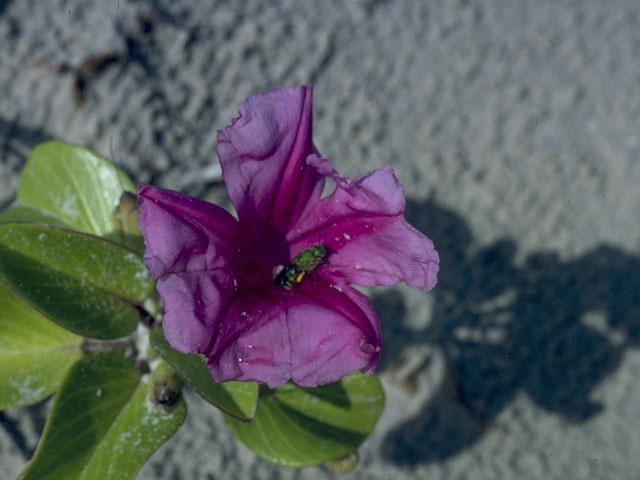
[224,371,384,467]
[16,141,137,238]
[20,353,186,480]
[0,223,153,338]
[76,362,186,479]
[0,223,152,301]
[0,204,75,229]
[19,354,140,480]
[0,280,83,409]
[150,327,258,420]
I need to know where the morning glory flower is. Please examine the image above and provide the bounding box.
[138,86,439,388]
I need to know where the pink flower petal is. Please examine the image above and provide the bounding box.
[157,271,235,354]
[207,290,292,388]
[290,156,440,291]
[216,86,324,242]
[138,184,245,280]
[138,184,246,353]
[207,280,381,388]
[289,280,382,386]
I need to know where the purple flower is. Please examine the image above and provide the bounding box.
[138,86,439,388]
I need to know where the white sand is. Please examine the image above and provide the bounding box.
[1,1,639,478]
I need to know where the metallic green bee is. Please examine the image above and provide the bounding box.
[275,244,327,290]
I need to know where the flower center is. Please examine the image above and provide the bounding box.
[241,260,273,290]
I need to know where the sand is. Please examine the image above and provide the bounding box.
[1,1,639,478]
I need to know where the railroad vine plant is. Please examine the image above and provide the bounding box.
[0,86,438,478]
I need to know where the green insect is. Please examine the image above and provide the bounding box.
[275,244,327,290]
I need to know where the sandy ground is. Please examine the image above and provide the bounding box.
[1,1,640,479]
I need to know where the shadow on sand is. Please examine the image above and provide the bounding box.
[379,199,640,465]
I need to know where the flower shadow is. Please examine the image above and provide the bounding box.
[377,198,640,465]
